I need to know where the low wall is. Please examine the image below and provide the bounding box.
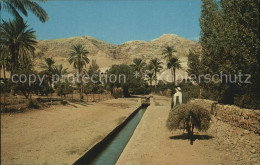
[190,99,260,135]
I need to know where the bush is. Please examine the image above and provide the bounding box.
[61,100,69,105]
[167,103,211,144]
[27,99,40,109]
[179,82,200,103]
[234,94,260,109]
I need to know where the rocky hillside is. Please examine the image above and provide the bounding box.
[35,34,200,80]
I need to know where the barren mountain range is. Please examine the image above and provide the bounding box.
[35,34,200,80]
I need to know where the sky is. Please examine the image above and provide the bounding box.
[2,0,202,45]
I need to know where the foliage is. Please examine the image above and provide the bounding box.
[130,58,146,74]
[84,59,102,94]
[0,0,49,22]
[162,45,181,108]
[54,64,68,76]
[107,64,149,97]
[107,64,131,97]
[187,49,201,80]
[11,64,37,99]
[27,99,40,109]
[68,44,89,100]
[68,44,89,73]
[167,57,181,71]
[40,57,55,81]
[0,19,37,75]
[55,81,73,97]
[61,100,69,105]
[148,58,163,88]
[167,103,211,144]
[179,81,200,103]
[167,57,182,87]
[162,46,176,61]
[199,0,260,109]
[153,81,171,93]
[88,59,99,75]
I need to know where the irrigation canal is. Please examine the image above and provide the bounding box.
[73,104,149,165]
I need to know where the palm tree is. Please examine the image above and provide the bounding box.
[53,64,69,99]
[131,58,146,76]
[162,46,176,61]
[41,57,55,73]
[0,0,49,23]
[0,19,37,76]
[68,44,89,101]
[146,65,154,86]
[149,58,163,88]
[40,57,55,96]
[167,57,182,108]
[162,45,180,108]
[0,47,7,81]
[54,64,68,76]
[167,57,182,86]
[162,45,178,83]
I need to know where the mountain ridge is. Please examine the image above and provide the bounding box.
[35,34,200,77]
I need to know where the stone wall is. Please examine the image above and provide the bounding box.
[190,99,260,135]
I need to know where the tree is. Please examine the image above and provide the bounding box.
[162,46,179,107]
[167,57,182,108]
[131,58,146,75]
[12,62,37,99]
[54,64,68,76]
[162,46,176,61]
[0,0,49,23]
[88,59,99,75]
[40,57,55,92]
[0,46,8,81]
[219,0,259,106]
[148,58,163,88]
[86,59,101,94]
[0,19,37,76]
[56,80,73,99]
[167,57,181,87]
[167,103,211,145]
[107,64,148,97]
[199,0,260,108]
[68,44,89,101]
[187,49,202,98]
[146,65,154,86]
[187,50,201,80]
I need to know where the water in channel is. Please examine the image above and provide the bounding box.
[87,106,147,165]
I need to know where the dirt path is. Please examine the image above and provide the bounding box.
[117,95,260,165]
[1,98,139,165]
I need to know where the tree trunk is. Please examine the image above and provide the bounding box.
[79,67,83,101]
[154,72,157,89]
[173,69,176,86]
[171,68,174,108]
[0,64,2,112]
[3,63,6,81]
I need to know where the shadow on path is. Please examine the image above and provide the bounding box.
[169,133,213,145]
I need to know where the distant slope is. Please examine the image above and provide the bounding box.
[35,34,200,80]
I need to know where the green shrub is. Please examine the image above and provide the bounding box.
[234,94,260,109]
[27,99,40,109]
[61,100,69,105]
[180,82,200,103]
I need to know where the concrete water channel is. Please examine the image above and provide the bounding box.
[73,98,150,165]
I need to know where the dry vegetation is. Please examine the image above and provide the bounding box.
[167,103,211,144]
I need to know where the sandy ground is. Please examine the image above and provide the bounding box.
[1,98,139,165]
[117,95,260,165]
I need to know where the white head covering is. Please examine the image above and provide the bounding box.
[176,87,181,92]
